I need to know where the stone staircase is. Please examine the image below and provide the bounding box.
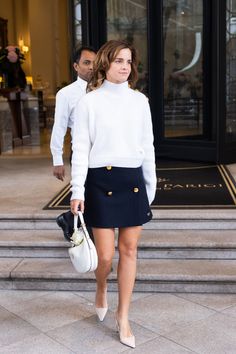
[1,210,236,293]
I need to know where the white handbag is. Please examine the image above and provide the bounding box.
[68,211,98,273]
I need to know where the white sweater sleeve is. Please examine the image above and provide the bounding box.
[50,91,70,166]
[70,99,91,200]
[141,98,157,204]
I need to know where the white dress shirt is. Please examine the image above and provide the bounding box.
[50,76,87,166]
[71,80,157,204]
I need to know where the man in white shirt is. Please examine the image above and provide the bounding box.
[50,46,96,181]
[50,46,96,240]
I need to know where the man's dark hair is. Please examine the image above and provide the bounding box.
[73,46,96,64]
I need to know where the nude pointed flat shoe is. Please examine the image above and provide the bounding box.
[115,316,135,349]
[95,307,108,321]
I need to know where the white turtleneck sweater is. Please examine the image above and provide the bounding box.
[71,80,156,204]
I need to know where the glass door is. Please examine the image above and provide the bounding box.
[150,0,215,162]
[163,0,204,139]
[217,0,236,163]
[226,0,236,142]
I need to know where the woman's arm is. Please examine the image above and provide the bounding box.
[70,98,91,209]
[141,98,157,205]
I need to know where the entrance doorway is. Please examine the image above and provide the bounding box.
[149,0,214,162]
[162,0,205,140]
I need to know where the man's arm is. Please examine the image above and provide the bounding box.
[50,90,70,180]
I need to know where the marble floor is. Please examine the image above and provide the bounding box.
[1,290,236,353]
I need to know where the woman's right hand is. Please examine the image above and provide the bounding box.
[70,199,85,214]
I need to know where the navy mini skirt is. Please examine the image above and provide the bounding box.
[84,166,152,228]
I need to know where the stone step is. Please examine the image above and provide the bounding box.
[0,230,69,258]
[1,257,236,293]
[1,209,236,230]
[1,230,236,259]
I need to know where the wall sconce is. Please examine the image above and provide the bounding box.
[19,38,29,53]
[26,76,33,85]
[22,45,29,53]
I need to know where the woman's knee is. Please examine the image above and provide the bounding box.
[118,243,137,259]
[98,251,114,266]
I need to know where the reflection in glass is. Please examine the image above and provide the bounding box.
[106,0,148,95]
[226,0,236,141]
[163,0,203,138]
[74,0,82,47]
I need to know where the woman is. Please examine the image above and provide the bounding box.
[70,40,156,349]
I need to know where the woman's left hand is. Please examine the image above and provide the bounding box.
[70,199,84,214]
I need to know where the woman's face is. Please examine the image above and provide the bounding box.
[106,48,132,84]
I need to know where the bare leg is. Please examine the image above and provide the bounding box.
[92,227,115,308]
[117,226,142,337]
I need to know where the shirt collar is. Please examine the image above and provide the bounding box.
[76,76,88,91]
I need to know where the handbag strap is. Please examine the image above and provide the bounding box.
[73,211,86,231]
[73,212,93,250]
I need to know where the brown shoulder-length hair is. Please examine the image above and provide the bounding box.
[87,40,138,92]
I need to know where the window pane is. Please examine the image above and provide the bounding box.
[106,0,148,95]
[163,0,203,138]
[226,0,236,142]
[74,0,82,46]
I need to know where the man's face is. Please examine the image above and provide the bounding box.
[74,50,96,82]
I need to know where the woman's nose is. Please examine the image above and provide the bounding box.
[122,62,129,69]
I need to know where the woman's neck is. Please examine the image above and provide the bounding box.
[102,79,129,93]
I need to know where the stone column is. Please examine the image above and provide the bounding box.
[0,96,13,153]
